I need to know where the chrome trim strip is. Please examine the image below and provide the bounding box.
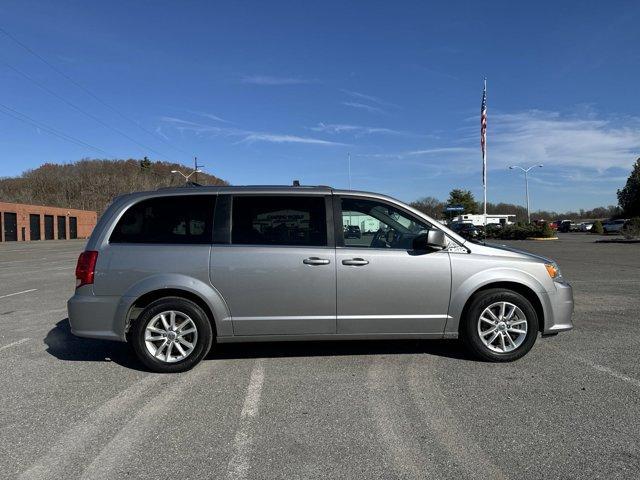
[339,314,451,319]
[232,314,451,321]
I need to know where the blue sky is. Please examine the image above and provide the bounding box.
[1,0,639,211]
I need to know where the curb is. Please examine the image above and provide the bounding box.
[529,237,559,241]
[595,239,640,244]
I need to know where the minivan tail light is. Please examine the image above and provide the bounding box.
[75,251,98,288]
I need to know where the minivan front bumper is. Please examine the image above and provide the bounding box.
[540,280,574,334]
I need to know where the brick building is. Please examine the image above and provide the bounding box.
[0,202,97,242]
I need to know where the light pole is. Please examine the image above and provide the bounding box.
[508,164,543,223]
[171,168,202,184]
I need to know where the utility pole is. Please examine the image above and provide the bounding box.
[193,156,204,184]
[508,164,544,223]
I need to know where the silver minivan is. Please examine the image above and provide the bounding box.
[68,186,573,373]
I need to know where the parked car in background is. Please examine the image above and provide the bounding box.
[68,185,573,372]
[534,219,557,230]
[450,222,482,240]
[579,222,593,232]
[558,220,572,233]
[344,225,362,239]
[603,219,629,233]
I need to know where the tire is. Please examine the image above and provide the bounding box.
[130,296,213,373]
[461,288,539,362]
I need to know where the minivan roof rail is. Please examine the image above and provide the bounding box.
[155,183,334,191]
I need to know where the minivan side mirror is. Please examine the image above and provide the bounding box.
[412,230,447,251]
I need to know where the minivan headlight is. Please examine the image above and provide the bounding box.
[545,263,562,280]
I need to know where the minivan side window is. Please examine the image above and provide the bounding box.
[341,197,432,249]
[110,195,216,244]
[232,196,327,246]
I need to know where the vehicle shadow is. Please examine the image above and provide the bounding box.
[44,319,145,371]
[208,338,472,362]
[45,319,474,371]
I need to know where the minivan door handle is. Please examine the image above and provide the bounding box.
[303,257,331,266]
[342,258,369,266]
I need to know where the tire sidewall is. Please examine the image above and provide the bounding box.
[131,297,213,373]
[463,289,539,362]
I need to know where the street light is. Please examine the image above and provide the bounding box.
[508,164,543,223]
[171,168,202,184]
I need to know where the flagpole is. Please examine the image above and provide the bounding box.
[483,78,487,227]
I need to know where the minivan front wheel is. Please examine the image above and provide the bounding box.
[462,289,539,362]
[130,297,213,373]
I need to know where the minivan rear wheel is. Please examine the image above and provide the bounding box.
[130,297,213,373]
[461,289,538,362]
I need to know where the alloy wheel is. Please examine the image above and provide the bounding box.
[477,301,528,353]
[144,310,198,363]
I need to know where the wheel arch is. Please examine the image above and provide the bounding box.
[116,274,233,340]
[457,281,545,335]
[127,289,217,334]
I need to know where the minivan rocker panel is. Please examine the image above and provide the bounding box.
[68,185,574,372]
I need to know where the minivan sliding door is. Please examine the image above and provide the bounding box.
[210,194,336,336]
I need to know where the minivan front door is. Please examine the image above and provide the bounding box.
[210,194,336,336]
[336,196,451,335]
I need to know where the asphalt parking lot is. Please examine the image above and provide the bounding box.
[1,235,639,480]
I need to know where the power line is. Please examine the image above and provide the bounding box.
[0,102,112,155]
[0,57,173,160]
[0,26,192,157]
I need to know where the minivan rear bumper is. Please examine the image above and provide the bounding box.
[540,281,574,334]
[67,289,125,341]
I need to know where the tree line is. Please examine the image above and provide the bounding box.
[2,157,639,222]
[411,158,640,222]
[0,158,228,214]
[410,190,622,223]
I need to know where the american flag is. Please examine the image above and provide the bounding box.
[480,78,487,187]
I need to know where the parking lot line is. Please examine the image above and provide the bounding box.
[0,289,37,299]
[226,359,265,480]
[18,374,164,480]
[570,354,640,388]
[0,338,31,352]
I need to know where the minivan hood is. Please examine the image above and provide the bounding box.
[470,241,554,264]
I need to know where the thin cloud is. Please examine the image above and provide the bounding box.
[241,75,317,86]
[366,109,640,179]
[311,122,419,137]
[161,116,344,147]
[155,126,170,141]
[406,147,475,156]
[241,133,346,146]
[189,111,232,124]
[341,89,399,108]
[342,101,384,114]
[487,110,640,172]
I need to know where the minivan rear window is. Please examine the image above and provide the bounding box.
[110,195,216,244]
[232,195,327,246]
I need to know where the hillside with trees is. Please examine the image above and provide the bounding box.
[0,158,228,214]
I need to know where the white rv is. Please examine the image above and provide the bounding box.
[451,214,516,227]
